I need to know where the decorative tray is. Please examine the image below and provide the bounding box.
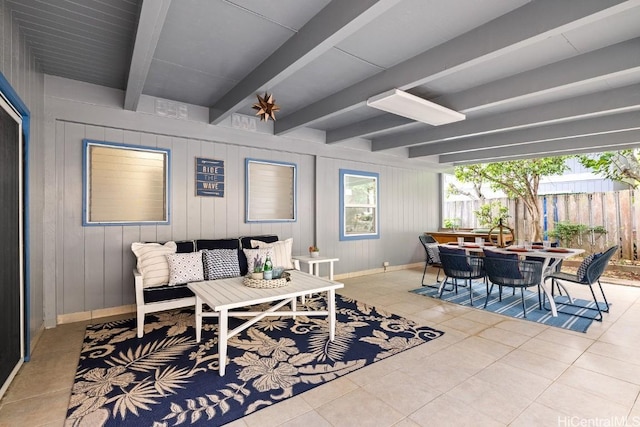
[243,271,291,289]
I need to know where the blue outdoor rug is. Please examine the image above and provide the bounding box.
[65,294,444,426]
[411,281,607,333]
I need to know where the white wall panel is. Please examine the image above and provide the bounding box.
[44,77,441,319]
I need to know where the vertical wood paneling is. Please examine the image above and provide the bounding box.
[171,137,188,240]
[62,122,86,313]
[199,140,216,238]
[138,132,160,243]
[155,135,173,243]
[83,125,105,310]
[102,128,124,308]
[55,120,66,320]
[51,119,442,317]
[186,139,201,239]
[121,130,142,305]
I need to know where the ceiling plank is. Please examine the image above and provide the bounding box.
[124,0,171,111]
[409,111,640,158]
[437,38,640,114]
[326,114,413,143]
[440,129,640,164]
[373,84,640,151]
[208,0,402,125]
[273,0,634,135]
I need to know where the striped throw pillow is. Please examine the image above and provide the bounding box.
[131,241,177,288]
[251,238,294,269]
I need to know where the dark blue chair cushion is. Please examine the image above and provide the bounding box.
[175,240,196,253]
[144,284,194,303]
[483,249,522,279]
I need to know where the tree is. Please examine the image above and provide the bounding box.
[454,157,569,241]
[577,149,640,188]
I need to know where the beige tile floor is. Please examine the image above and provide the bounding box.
[1,267,640,426]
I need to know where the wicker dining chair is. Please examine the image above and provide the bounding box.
[437,246,485,306]
[542,245,617,321]
[419,234,442,287]
[482,254,543,318]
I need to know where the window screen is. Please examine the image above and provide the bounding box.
[245,159,296,222]
[83,140,170,225]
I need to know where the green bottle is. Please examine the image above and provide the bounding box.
[263,256,273,271]
[263,255,273,279]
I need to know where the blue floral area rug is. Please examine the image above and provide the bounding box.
[412,281,606,333]
[65,295,444,426]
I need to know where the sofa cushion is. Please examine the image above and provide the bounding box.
[175,240,196,253]
[250,237,294,269]
[131,241,177,288]
[203,249,241,280]
[166,251,205,285]
[196,238,240,251]
[143,284,194,303]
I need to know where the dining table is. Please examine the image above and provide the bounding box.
[440,242,585,317]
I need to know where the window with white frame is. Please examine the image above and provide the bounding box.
[340,169,379,240]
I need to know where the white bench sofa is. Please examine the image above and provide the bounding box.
[133,235,299,338]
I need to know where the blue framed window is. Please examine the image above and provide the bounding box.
[245,158,297,222]
[340,169,379,241]
[83,140,170,226]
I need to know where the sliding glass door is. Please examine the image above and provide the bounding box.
[0,94,24,398]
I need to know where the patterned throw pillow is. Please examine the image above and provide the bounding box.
[166,251,205,285]
[202,249,241,280]
[243,248,272,274]
[250,237,294,269]
[131,241,177,288]
[577,253,601,282]
[425,243,440,264]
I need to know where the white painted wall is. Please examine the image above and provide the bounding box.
[42,75,442,326]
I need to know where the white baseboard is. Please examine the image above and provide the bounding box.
[57,304,136,325]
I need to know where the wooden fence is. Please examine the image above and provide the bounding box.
[444,190,639,261]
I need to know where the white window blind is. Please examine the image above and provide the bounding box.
[246,159,296,222]
[84,140,169,225]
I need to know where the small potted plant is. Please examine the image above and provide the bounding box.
[251,255,264,279]
[309,245,320,258]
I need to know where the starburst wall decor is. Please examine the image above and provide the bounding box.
[252,92,280,121]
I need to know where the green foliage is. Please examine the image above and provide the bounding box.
[455,158,568,199]
[548,222,607,246]
[454,157,569,240]
[443,218,460,230]
[577,150,640,188]
[473,201,510,227]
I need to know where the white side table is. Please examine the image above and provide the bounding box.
[292,255,339,280]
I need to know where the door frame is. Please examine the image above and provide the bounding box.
[0,72,31,365]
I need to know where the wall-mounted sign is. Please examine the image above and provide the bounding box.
[196,157,224,197]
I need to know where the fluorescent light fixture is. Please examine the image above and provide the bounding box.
[367,89,465,126]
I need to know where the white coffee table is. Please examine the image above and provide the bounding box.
[292,255,339,280]
[188,270,344,376]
